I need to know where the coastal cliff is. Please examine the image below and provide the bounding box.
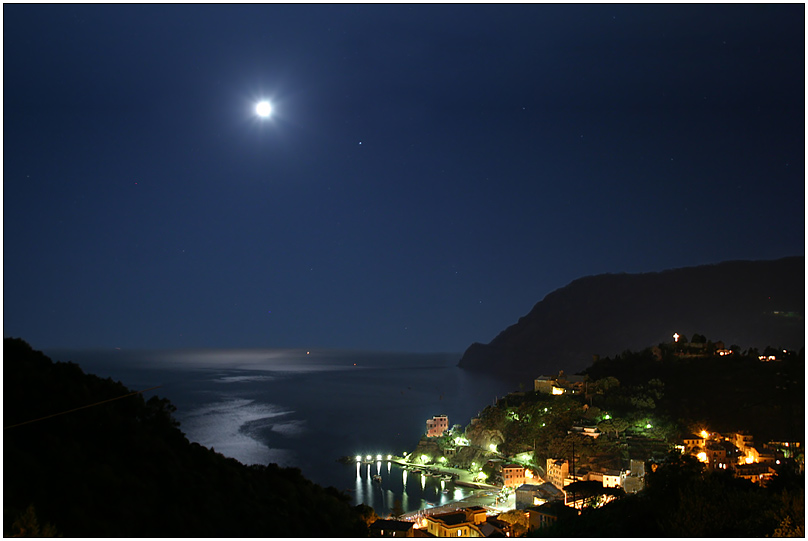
[458,257,804,377]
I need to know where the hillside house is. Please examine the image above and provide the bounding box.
[534,371,587,395]
[534,376,555,394]
[478,517,512,537]
[704,443,731,470]
[370,519,415,537]
[765,440,801,459]
[546,459,569,490]
[602,470,622,488]
[501,463,526,488]
[734,463,776,485]
[621,459,646,493]
[584,469,621,488]
[515,482,565,509]
[562,480,619,510]
[731,432,755,453]
[426,415,449,437]
[569,425,602,438]
[683,434,705,452]
[424,506,487,537]
[526,502,577,531]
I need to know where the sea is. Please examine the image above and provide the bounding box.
[43,348,525,517]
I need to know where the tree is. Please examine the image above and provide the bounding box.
[389,499,404,519]
[691,333,707,344]
[6,505,59,537]
[597,417,629,438]
[772,515,805,537]
[591,376,620,394]
[498,509,529,536]
[355,504,379,527]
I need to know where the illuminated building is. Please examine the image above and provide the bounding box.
[534,371,587,395]
[546,459,569,490]
[515,482,565,510]
[424,507,487,537]
[501,463,526,488]
[426,415,449,437]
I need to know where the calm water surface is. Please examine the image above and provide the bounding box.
[45,348,523,516]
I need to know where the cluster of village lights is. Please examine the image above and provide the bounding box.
[694,429,764,466]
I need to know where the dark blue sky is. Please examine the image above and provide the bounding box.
[4,4,804,353]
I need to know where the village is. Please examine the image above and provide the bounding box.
[368,340,804,537]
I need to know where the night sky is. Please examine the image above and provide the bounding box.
[4,4,804,353]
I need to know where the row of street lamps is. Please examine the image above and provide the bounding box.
[356,454,393,462]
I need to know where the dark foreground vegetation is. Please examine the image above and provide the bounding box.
[3,338,369,537]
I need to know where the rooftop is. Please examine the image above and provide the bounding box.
[370,519,414,532]
[430,511,470,527]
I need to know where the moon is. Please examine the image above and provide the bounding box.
[255,100,272,118]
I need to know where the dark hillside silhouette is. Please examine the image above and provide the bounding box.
[3,338,368,537]
[459,257,804,377]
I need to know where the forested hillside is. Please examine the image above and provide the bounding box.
[3,338,369,537]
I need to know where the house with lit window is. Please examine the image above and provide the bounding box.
[734,463,776,484]
[683,434,705,452]
[534,376,554,394]
[546,459,569,489]
[569,425,602,439]
[426,415,449,437]
[424,506,487,537]
[534,371,587,395]
[602,470,622,488]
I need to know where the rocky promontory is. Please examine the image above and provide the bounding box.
[459,257,804,377]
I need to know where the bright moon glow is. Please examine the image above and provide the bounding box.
[255,101,272,118]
